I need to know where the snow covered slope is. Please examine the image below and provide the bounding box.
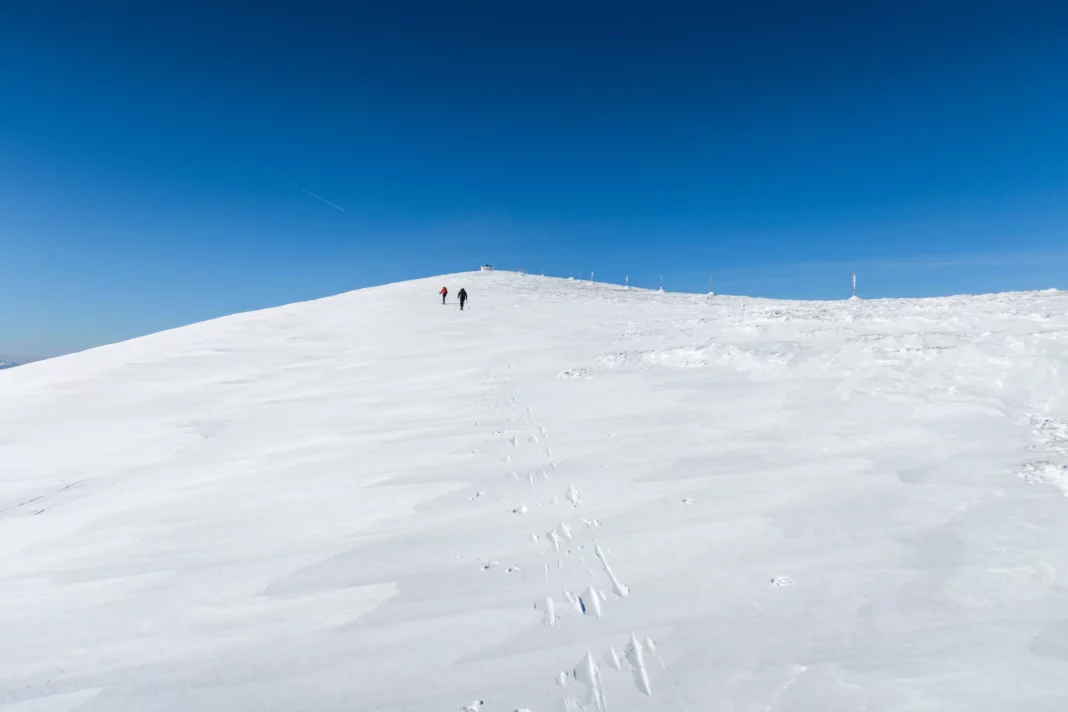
[3,271,1068,711]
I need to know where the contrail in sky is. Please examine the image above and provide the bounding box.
[292,183,345,212]
[550,241,583,262]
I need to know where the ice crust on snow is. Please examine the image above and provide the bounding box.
[3,271,1068,710]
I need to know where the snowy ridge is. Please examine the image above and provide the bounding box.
[2,272,1068,710]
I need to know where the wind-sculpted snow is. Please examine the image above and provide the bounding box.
[2,273,1068,710]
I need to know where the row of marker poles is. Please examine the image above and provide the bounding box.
[552,268,860,299]
[602,271,854,298]
[554,271,722,295]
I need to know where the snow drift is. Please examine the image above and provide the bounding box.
[3,271,1068,711]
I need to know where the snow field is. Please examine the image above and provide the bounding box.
[2,272,1068,710]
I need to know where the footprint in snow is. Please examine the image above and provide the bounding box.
[579,585,604,617]
[573,651,609,711]
[563,590,583,613]
[462,701,483,712]
[771,576,794,587]
[594,544,630,598]
[624,632,653,696]
[539,596,558,626]
[645,638,666,669]
[681,498,696,505]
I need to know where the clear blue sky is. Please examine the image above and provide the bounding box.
[2,1,1067,360]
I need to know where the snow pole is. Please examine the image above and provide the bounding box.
[659,276,664,292]
[590,271,594,284]
[852,270,857,298]
[625,275,629,289]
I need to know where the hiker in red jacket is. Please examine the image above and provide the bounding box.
[440,286,448,305]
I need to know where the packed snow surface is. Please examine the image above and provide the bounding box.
[3,272,1068,711]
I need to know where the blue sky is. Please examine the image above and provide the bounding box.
[2,2,1067,360]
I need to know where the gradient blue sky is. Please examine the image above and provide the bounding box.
[2,1,1067,360]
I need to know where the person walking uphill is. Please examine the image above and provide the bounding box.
[458,288,468,310]
[439,286,448,305]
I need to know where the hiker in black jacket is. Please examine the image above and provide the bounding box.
[458,288,468,310]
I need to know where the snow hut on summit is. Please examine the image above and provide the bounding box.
[480,264,494,272]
